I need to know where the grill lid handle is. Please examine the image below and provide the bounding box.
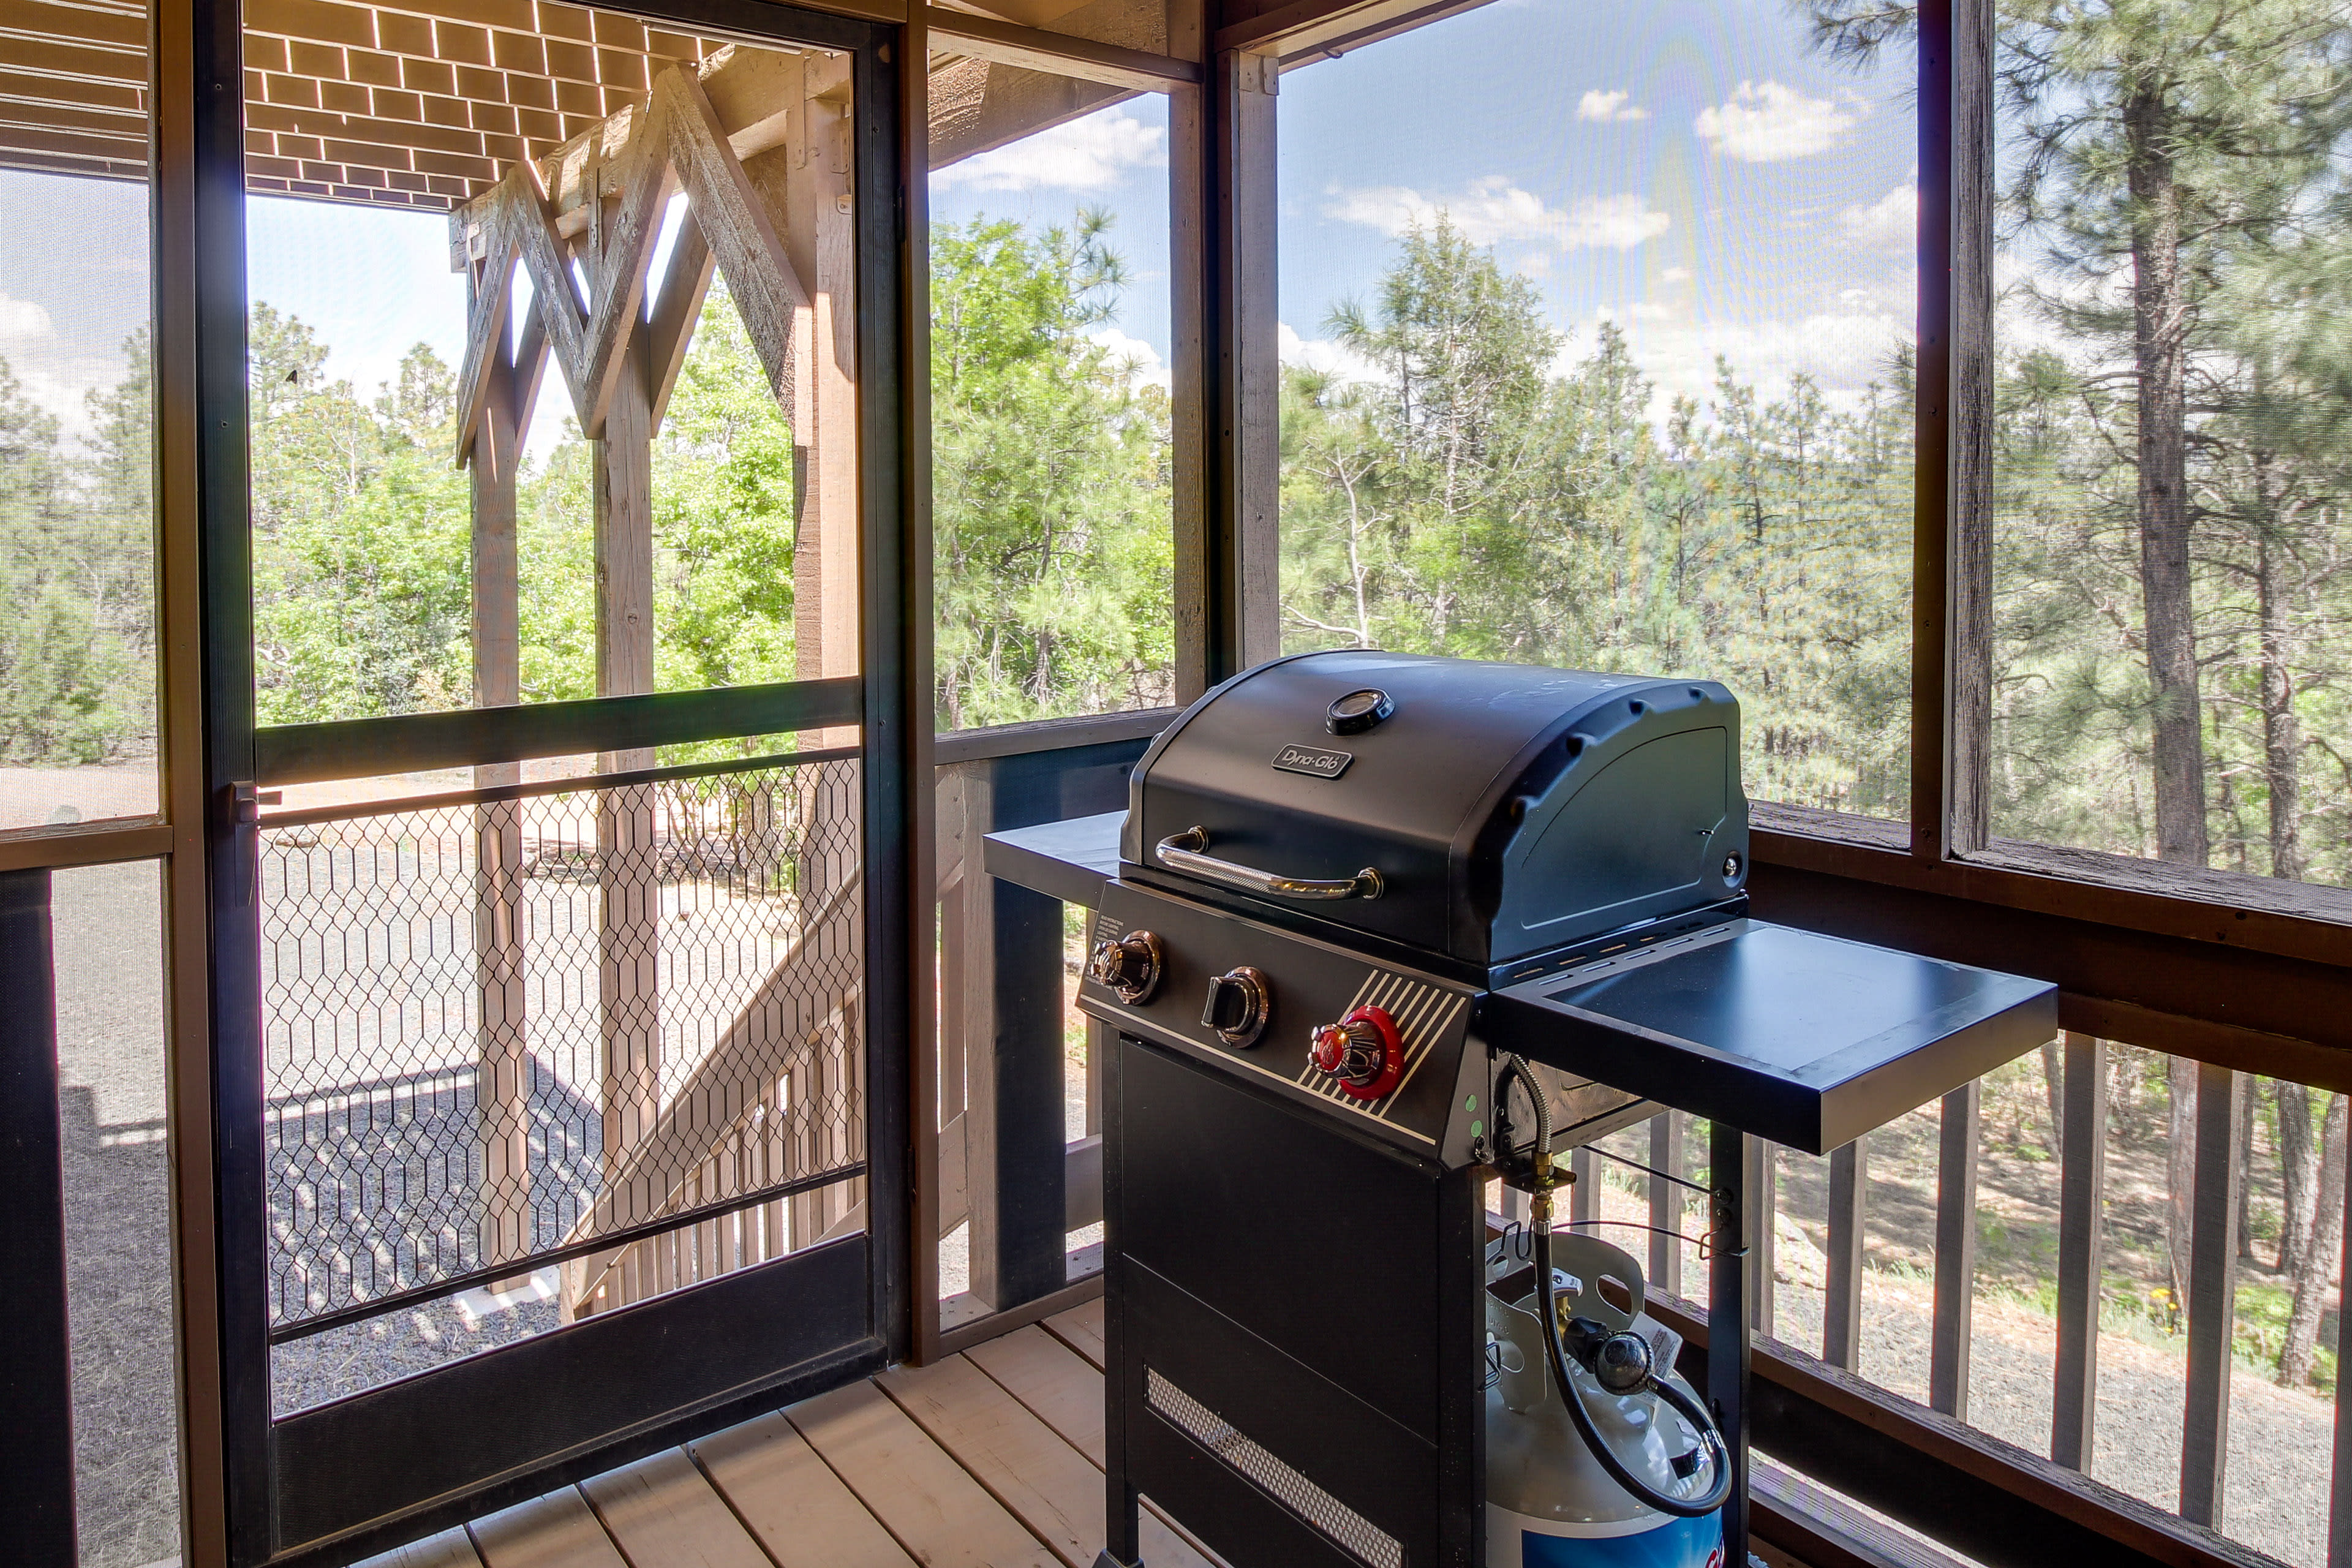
[1155,827,1384,902]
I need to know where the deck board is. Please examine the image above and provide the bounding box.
[961,1324,1224,1568]
[468,1488,630,1568]
[963,1327,1106,1464]
[1042,1300,1106,1371]
[692,1410,919,1568]
[375,1525,484,1568]
[876,1355,1106,1568]
[579,1448,772,1568]
[357,1306,1218,1568]
[788,1378,1061,1568]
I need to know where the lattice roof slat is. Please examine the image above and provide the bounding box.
[1,0,1183,210]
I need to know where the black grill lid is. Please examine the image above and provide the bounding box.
[1121,651,1750,970]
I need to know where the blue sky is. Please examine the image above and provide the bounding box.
[0,0,1917,445]
[1277,0,1918,417]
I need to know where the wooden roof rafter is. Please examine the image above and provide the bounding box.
[450,42,835,459]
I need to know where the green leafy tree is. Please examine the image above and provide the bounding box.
[930,209,1174,728]
[0,349,153,764]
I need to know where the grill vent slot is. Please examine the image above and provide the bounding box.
[1145,1368,1404,1568]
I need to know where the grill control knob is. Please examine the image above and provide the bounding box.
[1308,1005,1404,1100]
[1088,930,1164,1004]
[1200,967,1272,1047]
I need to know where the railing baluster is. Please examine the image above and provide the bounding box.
[2052,1032,2106,1469]
[1649,1112,1682,1297]
[1823,1134,1866,1371]
[2181,1063,2247,1528]
[2329,1117,2352,1568]
[1756,1144,1777,1337]
[1930,1081,1981,1420]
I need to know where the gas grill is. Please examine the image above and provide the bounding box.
[982,650,2057,1568]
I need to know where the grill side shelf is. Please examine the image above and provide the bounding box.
[1477,919,2057,1155]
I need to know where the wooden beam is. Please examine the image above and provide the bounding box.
[658,66,807,418]
[645,214,717,430]
[1928,1082,1980,1420]
[575,333,661,1318]
[1648,1112,1684,1298]
[2051,1033,2106,1470]
[2179,1065,2246,1528]
[469,332,531,1273]
[1212,0,1496,60]
[1214,48,1280,677]
[1823,1135,1866,1371]
[924,7,1199,91]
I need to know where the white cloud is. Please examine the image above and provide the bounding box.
[1838,181,1916,249]
[1088,326,1170,391]
[1324,177,1669,252]
[1278,322,1381,384]
[0,291,125,441]
[932,108,1166,192]
[1589,301,1913,427]
[1576,89,1649,124]
[1662,266,1693,284]
[1694,80,1864,163]
[0,295,54,340]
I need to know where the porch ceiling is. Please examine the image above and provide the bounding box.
[0,0,1172,213]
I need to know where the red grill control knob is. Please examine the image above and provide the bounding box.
[1308,1005,1404,1100]
[1087,930,1164,1004]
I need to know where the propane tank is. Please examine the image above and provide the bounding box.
[1485,1229,1725,1568]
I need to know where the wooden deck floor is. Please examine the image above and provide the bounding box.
[361,1299,1227,1568]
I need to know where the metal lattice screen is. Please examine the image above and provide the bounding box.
[258,753,866,1351]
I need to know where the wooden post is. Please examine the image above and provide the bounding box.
[0,869,78,1566]
[1217,48,1280,676]
[1930,1081,1981,1420]
[2052,1033,2107,1468]
[576,330,662,1316]
[2327,1122,2352,1568]
[2181,1065,2247,1528]
[1824,1135,1867,1371]
[759,50,863,1245]
[1648,1112,1683,1297]
[470,330,533,1274]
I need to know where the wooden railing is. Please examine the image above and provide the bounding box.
[924,708,1173,1354]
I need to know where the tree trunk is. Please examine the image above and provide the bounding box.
[2255,492,2307,882]
[2277,1093,2346,1387]
[2239,1079,2259,1261]
[2125,87,2208,868]
[2280,1078,2318,1277]
[2040,1036,2066,1159]
[2166,1054,2199,1320]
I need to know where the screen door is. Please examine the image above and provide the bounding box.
[197,1,908,1558]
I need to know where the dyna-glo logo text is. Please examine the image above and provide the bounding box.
[1270,743,1353,778]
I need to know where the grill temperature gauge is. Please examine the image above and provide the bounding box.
[1309,1005,1403,1099]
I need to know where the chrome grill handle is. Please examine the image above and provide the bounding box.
[1155,827,1383,902]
